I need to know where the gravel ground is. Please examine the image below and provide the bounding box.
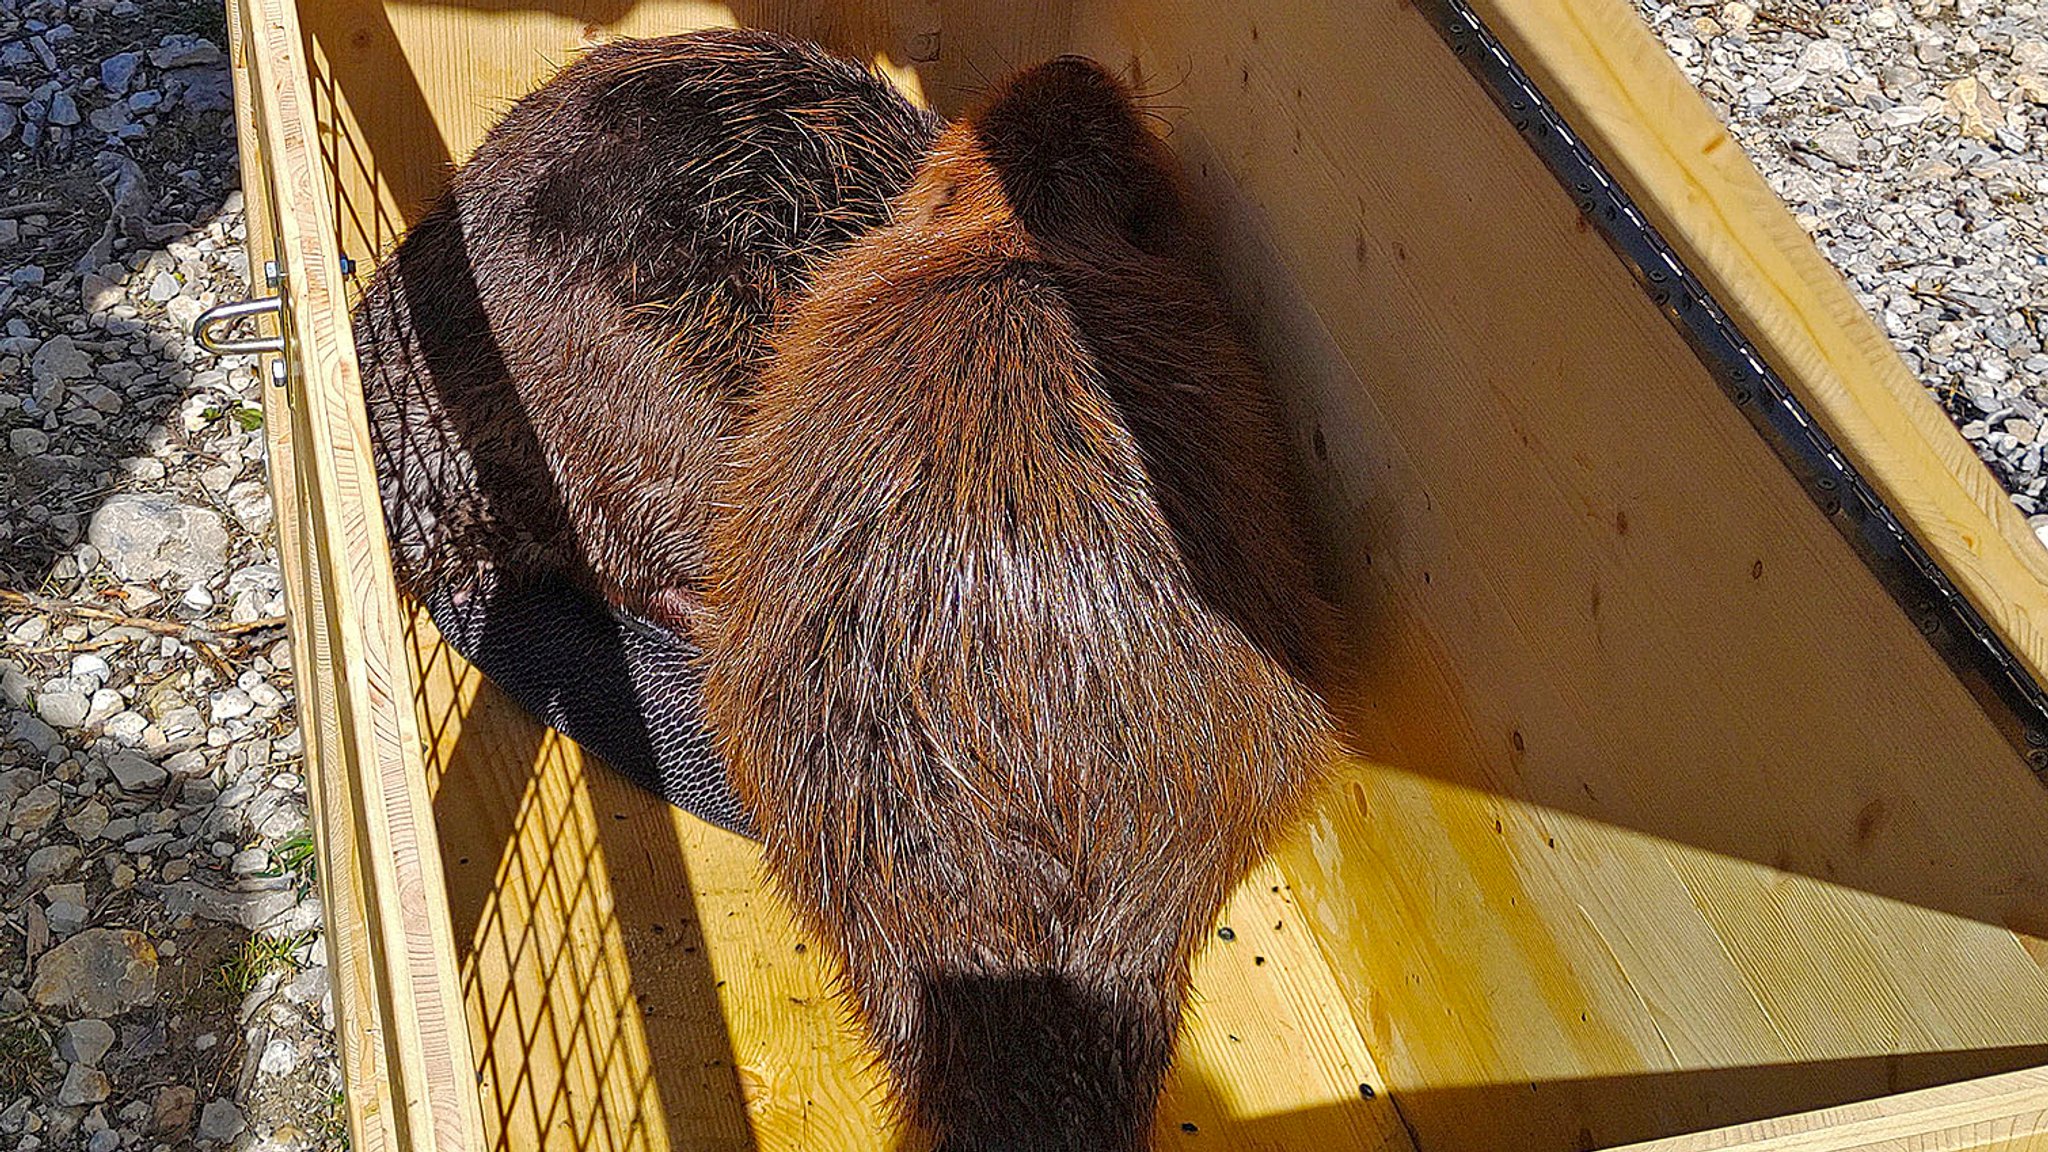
[1,1,342,1149]
[1632,0,2048,530]
[0,2,2040,1151]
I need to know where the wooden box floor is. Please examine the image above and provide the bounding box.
[406,607,1413,1151]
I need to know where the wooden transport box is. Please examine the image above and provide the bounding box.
[220,0,2048,1148]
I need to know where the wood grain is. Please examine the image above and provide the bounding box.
[405,605,1408,1152]
[228,13,415,1152]
[249,1,2048,1150]
[1064,0,2048,1148]
[1471,0,2048,689]
[235,1,482,1148]
[1607,1065,2048,1152]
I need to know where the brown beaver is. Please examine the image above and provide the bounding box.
[704,55,1343,1150]
[350,29,939,830]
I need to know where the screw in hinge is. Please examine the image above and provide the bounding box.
[269,357,288,395]
[263,259,281,288]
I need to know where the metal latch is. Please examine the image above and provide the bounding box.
[191,295,285,356]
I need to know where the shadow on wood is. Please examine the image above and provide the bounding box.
[412,612,759,1150]
[1381,1048,2048,1152]
[244,2,2048,1151]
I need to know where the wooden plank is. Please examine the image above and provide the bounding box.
[403,604,1413,1151]
[227,12,404,1152]
[258,1,2048,1149]
[1607,1065,2048,1152]
[1060,0,2048,1148]
[1469,0,2048,695]
[230,8,407,1152]
[292,0,1064,267]
[234,1,482,1148]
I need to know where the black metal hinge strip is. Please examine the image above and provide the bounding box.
[1414,0,2048,772]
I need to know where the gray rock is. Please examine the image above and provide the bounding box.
[100,52,141,94]
[0,767,39,806]
[103,710,147,744]
[0,661,29,706]
[46,90,79,126]
[57,1019,115,1066]
[87,102,130,134]
[107,750,167,791]
[46,900,89,935]
[165,881,297,931]
[25,844,81,884]
[45,882,87,907]
[29,928,159,1016]
[209,688,253,723]
[62,801,108,839]
[152,1085,196,1134]
[284,964,329,1006]
[158,705,204,744]
[69,653,111,686]
[0,102,16,142]
[257,1036,297,1075]
[150,34,224,69]
[170,65,233,113]
[85,689,123,727]
[196,1099,244,1143]
[10,714,60,755]
[1799,37,1851,75]
[86,495,229,587]
[9,427,49,456]
[87,1128,120,1152]
[12,784,61,831]
[1810,121,1863,167]
[29,335,90,412]
[56,1063,110,1106]
[36,689,90,729]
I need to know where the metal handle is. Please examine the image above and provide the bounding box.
[192,296,284,355]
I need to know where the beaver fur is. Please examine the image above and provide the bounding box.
[704,56,1343,1151]
[349,29,939,829]
[354,27,940,629]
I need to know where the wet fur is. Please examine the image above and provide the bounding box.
[705,57,1342,1151]
[353,29,940,629]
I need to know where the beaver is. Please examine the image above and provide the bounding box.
[350,29,940,830]
[704,55,1344,1150]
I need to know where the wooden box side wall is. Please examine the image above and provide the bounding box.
[253,1,2048,1150]
[1059,0,2048,1148]
[230,2,484,1149]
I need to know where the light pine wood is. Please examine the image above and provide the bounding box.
[404,606,1411,1151]
[231,1,482,1149]
[1607,1065,2048,1152]
[227,15,409,1152]
[293,0,1072,264]
[242,1,2048,1150]
[1063,0,2048,1148]
[1470,0,2048,691]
